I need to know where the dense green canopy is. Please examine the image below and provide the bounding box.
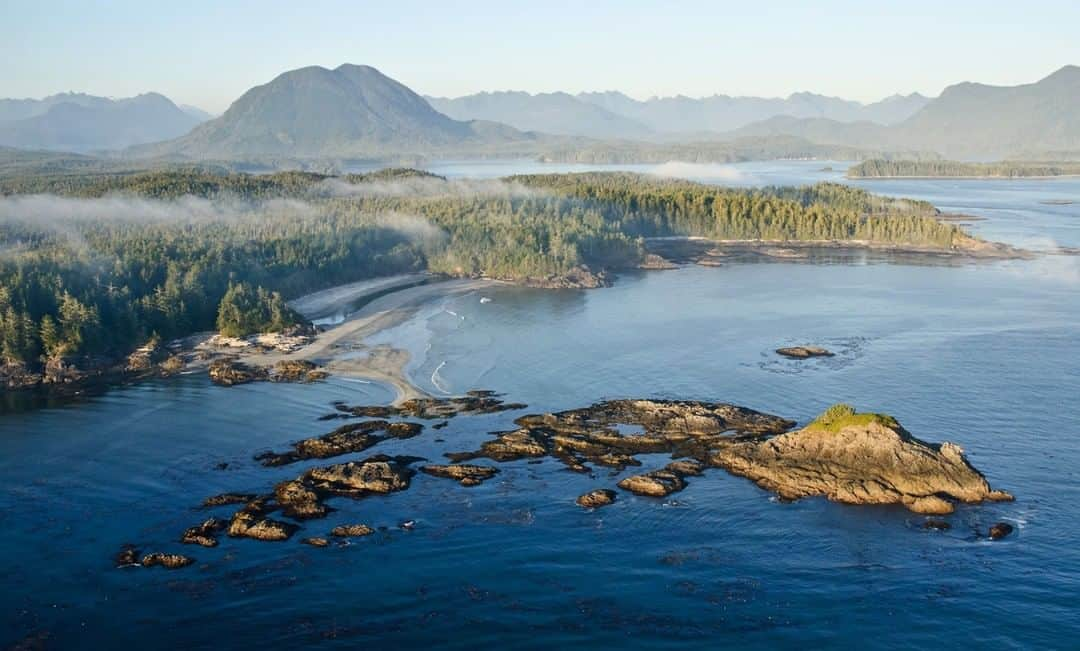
[0,168,966,366]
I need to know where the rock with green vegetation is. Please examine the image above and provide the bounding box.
[710,404,1013,514]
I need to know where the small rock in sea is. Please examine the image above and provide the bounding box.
[433,421,449,430]
[115,545,141,567]
[923,519,951,531]
[775,346,834,359]
[399,520,416,530]
[420,464,500,486]
[989,522,1014,540]
[228,510,299,541]
[617,461,704,497]
[301,537,330,547]
[202,492,257,507]
[330,524,374,538]
[140,552,195,569]
[214,462,229,470]
[182,518,226,547]
[576,489,617,508]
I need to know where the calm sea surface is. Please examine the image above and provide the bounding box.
[2,161,1078,649]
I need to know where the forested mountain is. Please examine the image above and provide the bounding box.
[572,90,930,134]
[134,65,551,160]
[425,91,653,139]
[0,168,967,370]
[0,92,203,152]
[720,66,1080,159]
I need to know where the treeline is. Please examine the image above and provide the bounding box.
[848,159,1080,178]
[0,168,965,368]
[536,136,940,165]
[513,173,960,246]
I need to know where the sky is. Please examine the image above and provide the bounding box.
[2,0,1077,113]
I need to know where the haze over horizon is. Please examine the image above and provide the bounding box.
[3,0,1078,114]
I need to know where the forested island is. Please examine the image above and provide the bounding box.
[0,167,1001,388]
[848,159,1080,178]
[536,136,934,165]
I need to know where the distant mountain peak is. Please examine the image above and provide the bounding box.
[132,63,534,159]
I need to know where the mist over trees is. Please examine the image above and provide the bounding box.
[0,168,966,369]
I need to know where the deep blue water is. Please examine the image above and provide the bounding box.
[2,162,1079,649]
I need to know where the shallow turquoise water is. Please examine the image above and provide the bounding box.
[1,163,1078,649]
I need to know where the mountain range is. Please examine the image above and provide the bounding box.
[2,64,1078,162]
[429,89,931,139]
[0,92,208,152]
[720,65,1080,159]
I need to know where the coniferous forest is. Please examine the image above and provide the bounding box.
[0,167,969,370]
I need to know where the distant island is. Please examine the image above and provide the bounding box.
[848,159,1080,179]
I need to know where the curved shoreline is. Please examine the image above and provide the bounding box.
[235,277,500,404]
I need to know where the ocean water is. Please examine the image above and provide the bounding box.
[2,162,1079,649]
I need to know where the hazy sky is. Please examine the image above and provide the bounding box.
[3,0,1077,113]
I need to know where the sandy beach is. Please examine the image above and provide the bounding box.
[239,276,499,403]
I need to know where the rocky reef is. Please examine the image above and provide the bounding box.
[125,394,1013,571]
[710,404,1013,514]
[255,420,423,466]
[518,265,611,289]
[209,357,329,387]
[446,399,795,473]
[323,390,526,421]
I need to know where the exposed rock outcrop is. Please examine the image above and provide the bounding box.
[140,552,195,569]
[330,524,374,538]
[115,545,141,567]
[989,522,1014,540]
[269,359,329,383]
[227,509,299,541]
[326,390,526,421]
[447,399,794,473]
[775,346,834,359]
[420,464,500,486]
[208,358,268,386]
[304,456,415,496]
[520,265,611,289]
[301,537,330,547]
[255,420,423,466]
[181,518,226,547]
[709,405,1013,514]
[576,489,617,508]
[202,492,257,507]
[618,460,705,497]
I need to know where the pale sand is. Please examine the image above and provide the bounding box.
[241,277,499,403]
[287,272,431,320]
